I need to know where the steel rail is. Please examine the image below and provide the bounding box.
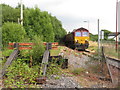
[101,46,120,86]
[106,57,120,69]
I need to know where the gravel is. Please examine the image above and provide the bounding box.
[41,75,81,88]
[61,48,90,69]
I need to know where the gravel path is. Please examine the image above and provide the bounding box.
[61,47,90,69]
[41,75,81,88]
[67,54,90,68]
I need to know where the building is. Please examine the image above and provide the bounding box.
[108,32,120,41]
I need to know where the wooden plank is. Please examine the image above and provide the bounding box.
[43,42,47,45]
[52,46,58,49]
[9,42,58,46]
[9,43,34,46]
[0,49,19,78]
[8,47,32,50]
[41,50,50,76]
[52,42,58,45]
[9,43,14,45]
[19,43,34,46]
[43,42,58,46]
[19,47,32,50]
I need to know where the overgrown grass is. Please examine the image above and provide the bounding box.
[50,46,64,56]
[2,48,13,57]
[71,68,86,75]
[88,46,98,52]
[4,58,43,88]
[104,46,118,59]
[50,49,60,56]
[102,41,119,59]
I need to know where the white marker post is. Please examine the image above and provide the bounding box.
[100,30,104,47]
[20,0,23,26]
[98,19,100,55]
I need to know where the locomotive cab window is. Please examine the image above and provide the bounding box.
[75,32,81,37]
[82,32,89,36]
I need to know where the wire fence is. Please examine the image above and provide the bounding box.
[101,41,119,59]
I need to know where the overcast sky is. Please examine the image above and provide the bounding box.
[1,0,120,34]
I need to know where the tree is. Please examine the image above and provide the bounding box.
[2,4,67,43]
[90,33,98,41]
[24,8,55,42]
[1,4,20,24]
[101,29,111,40]
[50,16,67,42]
[2,22,26,44]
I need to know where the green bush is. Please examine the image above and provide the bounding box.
[4,59,42,88]
[2,22,26,44]
[29,36,45,64]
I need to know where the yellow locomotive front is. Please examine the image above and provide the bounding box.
[74,28,89,50]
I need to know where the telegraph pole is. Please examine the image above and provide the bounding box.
[116,0,118,52]
[20,0,23,26]
[98,19,100,54]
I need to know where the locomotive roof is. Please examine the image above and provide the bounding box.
[72,27,89,32]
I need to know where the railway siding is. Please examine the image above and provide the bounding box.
[105,56,120,86]
[106,57,120,69]
[61,45,120,87]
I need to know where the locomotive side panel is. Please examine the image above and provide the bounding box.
[65,33,74,48]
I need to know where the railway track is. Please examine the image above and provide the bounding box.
[70,46,120,86]
[105,56,120,86]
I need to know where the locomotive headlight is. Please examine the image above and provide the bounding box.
[75,39,78,43]
[85,39,88,41]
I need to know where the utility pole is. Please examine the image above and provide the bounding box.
[116,0,118,52]
[118,1,120,59]
[20,0,23,26]
[98,19,100,54]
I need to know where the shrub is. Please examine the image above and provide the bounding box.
[29,36,45,65]
[2,22,26,44]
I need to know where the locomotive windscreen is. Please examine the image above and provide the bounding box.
[82,32,89,36]
[75,32,81,36]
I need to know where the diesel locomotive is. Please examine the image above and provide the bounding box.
[64,27,89,50]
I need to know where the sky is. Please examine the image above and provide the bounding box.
[1,0,120,34]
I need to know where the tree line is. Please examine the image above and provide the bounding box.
[1,4,67,45]
[90,30,114,41]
